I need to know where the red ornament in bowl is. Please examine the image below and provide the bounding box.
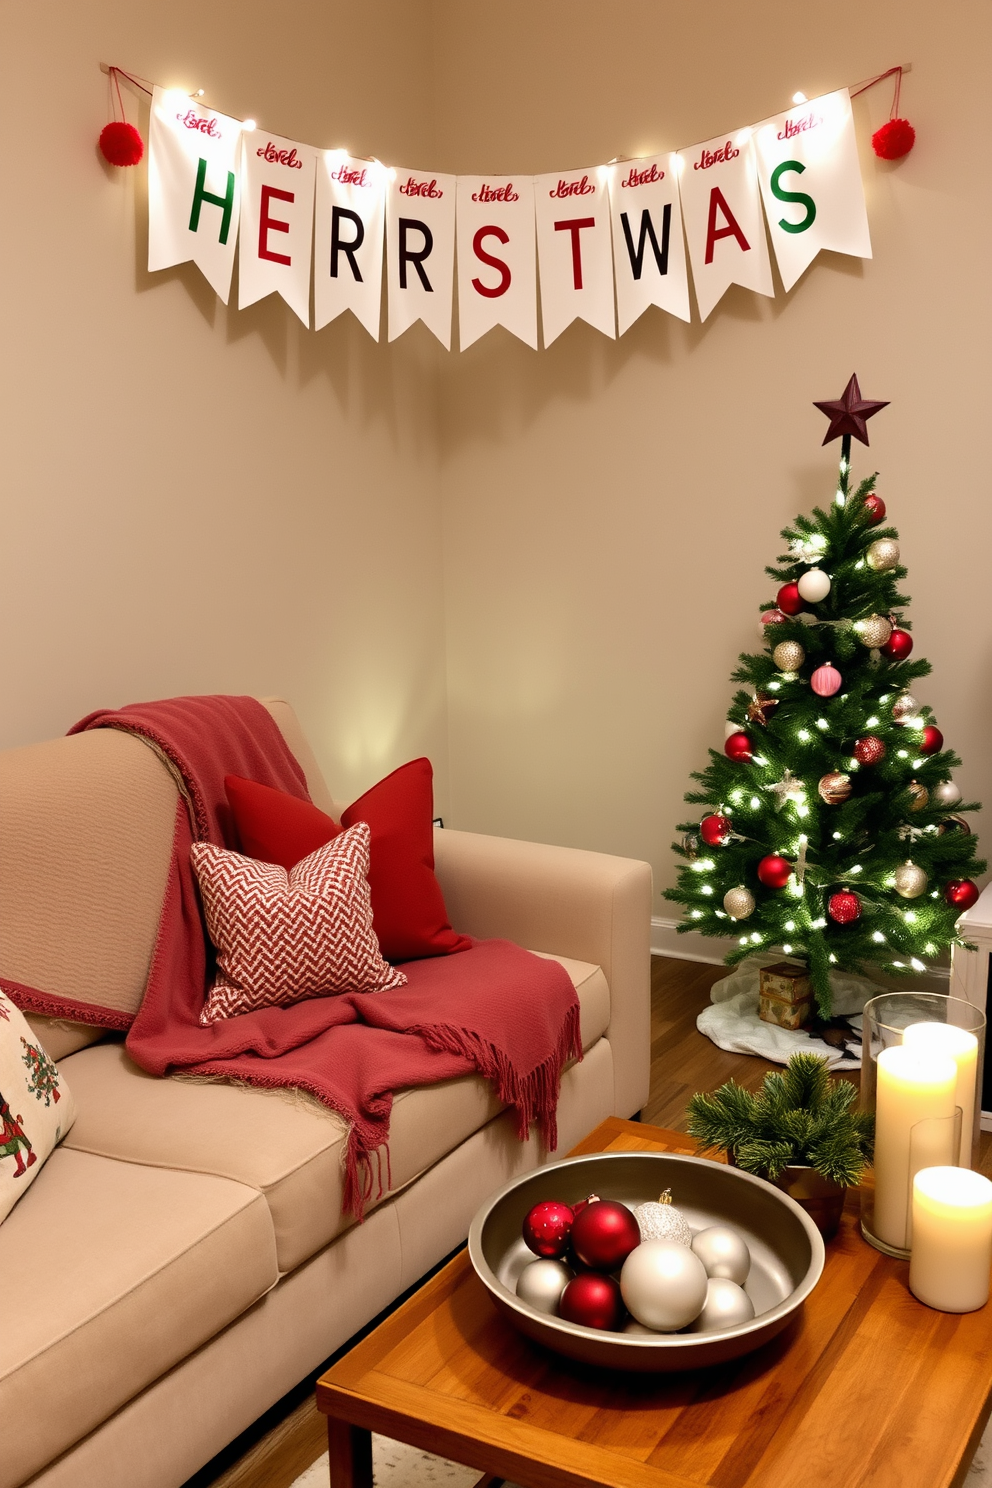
[854,736,886,766]
[570,1199,641,1272]
[945,880,980,912]
[777,582,804,616]
[920,725,944,755]
[700,814,733,847]
[861,493,886,525]
[757,855,792,889]
[884,629,913,661]
[828,891,862,925]
[522,1200,574,1258]
[559,1273,625,1331]
[724,732,753,763]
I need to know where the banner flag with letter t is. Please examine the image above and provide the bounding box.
[607,153,690,333]
[535,166,615,345]
[314,153,387,339]
[677,128,773,322]
[386,167,456,348]
[754,89,871,293]
[239,130,317,325]
[148,87,244,304]
[456,176,537,351]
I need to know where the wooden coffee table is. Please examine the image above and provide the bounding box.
[316,1118,992,1488]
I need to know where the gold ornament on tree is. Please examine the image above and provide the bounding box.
[855,614,893,649]
[818,772,852,805]
[894,861,928,899]
[867,538,900,572]
[907,780,930,812]
[772,640,805,673]
[723,886,755,921]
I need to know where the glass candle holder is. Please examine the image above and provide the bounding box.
[860,992,986,1259]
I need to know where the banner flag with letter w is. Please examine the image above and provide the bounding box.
[607,153,690,333]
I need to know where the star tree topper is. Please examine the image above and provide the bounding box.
[813,374,889,446]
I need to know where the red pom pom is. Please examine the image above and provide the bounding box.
[99,121,144,167]
[872,118,916,161]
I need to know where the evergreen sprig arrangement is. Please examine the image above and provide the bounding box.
[686,1052,874,1188]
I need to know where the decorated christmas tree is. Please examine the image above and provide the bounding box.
[665,376,985,1015]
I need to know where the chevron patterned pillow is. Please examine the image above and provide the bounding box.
[192,821,406,1025]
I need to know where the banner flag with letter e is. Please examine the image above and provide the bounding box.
[677,128,773,321]
[607,154,690,333]
[239,131,317,325]
[456,176,537,350]
[534,166,615,345]
[754,89,871,293]
[314,153,387,339]
[386,167,456,347]
[148,87,244,304]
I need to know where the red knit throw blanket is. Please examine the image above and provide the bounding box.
[55,697,581,1216]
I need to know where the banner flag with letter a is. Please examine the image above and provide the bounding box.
[677,128,773,322]
[456,176,537,351]
[148,87,244,304]
[607,154,690,333]
[314,153,387,339]
[534,167,615,345]
[239,130,317,325]
[386,167,456,347]
[754,89,871,293]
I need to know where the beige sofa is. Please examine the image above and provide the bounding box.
[0,700,651,1488]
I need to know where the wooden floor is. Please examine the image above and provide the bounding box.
[185,955,991,1488]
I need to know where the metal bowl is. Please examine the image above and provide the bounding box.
[467,1150,824,1371]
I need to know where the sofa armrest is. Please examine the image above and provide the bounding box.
[432,828,652,1119]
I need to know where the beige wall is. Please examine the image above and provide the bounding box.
[434,0,992,913]
[0,0,448,810]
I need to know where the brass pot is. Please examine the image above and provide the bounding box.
[768,1166,846,1241]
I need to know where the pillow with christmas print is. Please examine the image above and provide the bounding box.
[0,988,77,1226]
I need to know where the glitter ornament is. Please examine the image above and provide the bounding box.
[862,492,886,524]
[772,640,805,673]
[619,1240,708,1333]
[723,887,755,921]
[920,725,944,755]
[797,568,831,603]
[828,890,862,924]
[933,780,962,809]
[680,832,699,860]
[883,628,913,660]
[515,1258,573,1314]
[757,854,792,889]
[891,693,919,724]
[867,538,900,572]
[559,1273,624,1331]
[634,1190,691,1246]
[570,1199,641,1272]
[811,662,842,697]
[700,814,733,847]
[946,880,981,912]
[855,614,893,649]
[686,1277,755,1333]
[690,1225,751,1285]
[776,582,804,615]
[894,861,928,899]
[818,772,852,805]
[759,609,788,639]
[907,780,929,812]
[747,691,780,727]
[854,735,886,766]
[724,732,753,763]
[522,1201,574,1258]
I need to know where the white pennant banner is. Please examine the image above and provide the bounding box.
[386,168,456,348]
[314,154,387,339]
[456,176,537,351]
[677,129,773,321]
[239,131,317,325]
[148,87,244,304]
[535,167,615,346]
[607,154,690,333]
[754,89,871,293]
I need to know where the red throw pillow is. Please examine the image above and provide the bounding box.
[191,822,405,1025]
[225,759,470,962]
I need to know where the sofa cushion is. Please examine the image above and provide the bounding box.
[0,1147,276,1488]
[61,953,610,1274]
[0,989,77,1226]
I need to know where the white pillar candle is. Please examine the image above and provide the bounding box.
[903,1022,978,1166]
[873,1047,957,1251]
[910,1167,992,1312]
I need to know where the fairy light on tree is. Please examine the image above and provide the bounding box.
[666,376,985,1014]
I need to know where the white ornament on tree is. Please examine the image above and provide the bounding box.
[797,568,831,603]
[933,780,962,809]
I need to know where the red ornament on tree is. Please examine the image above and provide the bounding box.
[757,855,793,889]
[920,725,944,755]
[854,735,886,766]
[761,608,787,630]
[700,814,733,847]
[559,1273,625,1331]
[828,891,862,925]
[570,1199,641,1272]
[777,582,804,616]
[945,880,980,912]
[522,1201,574,1259]
[883,629,913,660]
[99,120,144,167]
[724,732,753,763]
[872,118,916,160]
[861,493,886,525]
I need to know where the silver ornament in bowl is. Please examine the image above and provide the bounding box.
[691,1224,752,1285]
[687,1278,756,1333]
[515,1257,573,1315]
[634,1190,691,1246]
[619,1239,708,1333]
